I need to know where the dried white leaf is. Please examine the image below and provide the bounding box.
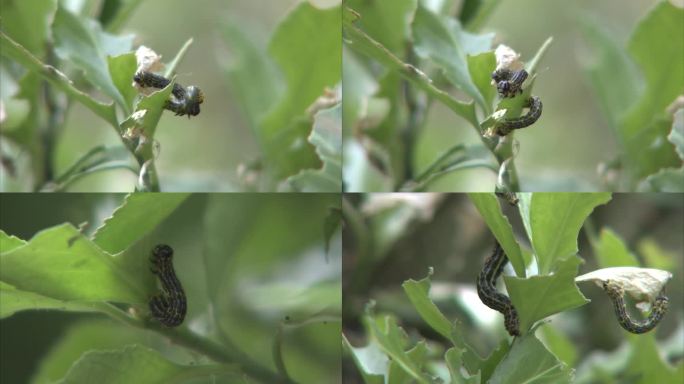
[494,44,523,72]
[576,267,672,302]
[135,46,164,73]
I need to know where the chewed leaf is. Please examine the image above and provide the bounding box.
[576,267,672,302]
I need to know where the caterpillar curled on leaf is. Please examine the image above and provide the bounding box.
[476,243,520,336]
[495,96,543,136]
[149,244,187,327]
[602,280,668,334]
[133,71,203,117]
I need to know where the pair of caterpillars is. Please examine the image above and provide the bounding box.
[491,68,543,136]
[134,71,204,117]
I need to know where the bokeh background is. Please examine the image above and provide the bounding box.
[1,193,342,383]
[342,193,683,382]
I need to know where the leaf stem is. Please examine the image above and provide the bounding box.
[97,303,292,383]
[0,31,118,127]
[343,7,479,128]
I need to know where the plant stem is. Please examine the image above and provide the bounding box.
[343,7,479,128]
[399,44,427,185]
[98,303,292,383]
[0,31,118,127]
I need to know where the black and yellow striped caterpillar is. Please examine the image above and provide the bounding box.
[602,280,668,334]
[476,242,520,336]
[149,244,187,327]
[134,71,204,117]
[491,68,542,136]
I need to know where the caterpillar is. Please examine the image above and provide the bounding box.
[165,86,204,117]
[491,68,542,136]
[477,242,520,336]
[496,96,543,136]
[492,68,528,98]
[133,71,204,117]
[602,280,668,334]
[149,244,187,327]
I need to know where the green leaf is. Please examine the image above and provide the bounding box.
[220,21,282,136]
[0,230,27,252]
[468,193,525,277]
[119,79,175,171]
[479,340,510,383]
[412,4,488,110]
[107,52,137,113]
[624,334,681,384]
[32,320,153,383]
[402,270,454,342]
[0,0,56,55]
[387,341,429,384]
[363,313,432,384]
[593,228,639,268]
[488,333,573,384]
[0,223,146,304]
[343,7,478,128]
[287,104,342,192]
[345,0,417,55]
[163,38,194,78]
[0,281,94,319]
[620,2,683,180]
[521,193,611,274]
[468,51,497,110]
[92,193,189,254]
[57,345,236,383]
[0,31,118,126]
[505,256,590,333]
[52,4,134,110]
[343,138,394,192]
[640,167,684,192]
[342,334,386,384]
[445,347,480,384]
[539,323,578,367]
[261,3,341,179]
[579,19,642,129]
[669,108,684,160]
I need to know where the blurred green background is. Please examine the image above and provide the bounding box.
[0,193,342,383]
[342,193,683,382]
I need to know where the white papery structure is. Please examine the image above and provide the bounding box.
[576,267,672,304]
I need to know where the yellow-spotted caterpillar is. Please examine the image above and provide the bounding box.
[149,244,187,327]
[491,69,542,136]
[134,71,204,117]
[477,242,520,336]
[602,280,668,334]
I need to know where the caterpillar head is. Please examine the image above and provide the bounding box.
[152,244,174,261]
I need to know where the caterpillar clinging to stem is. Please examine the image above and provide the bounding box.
[491,68,543,136]
[476,242,520,336]
[149,244,187,327]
